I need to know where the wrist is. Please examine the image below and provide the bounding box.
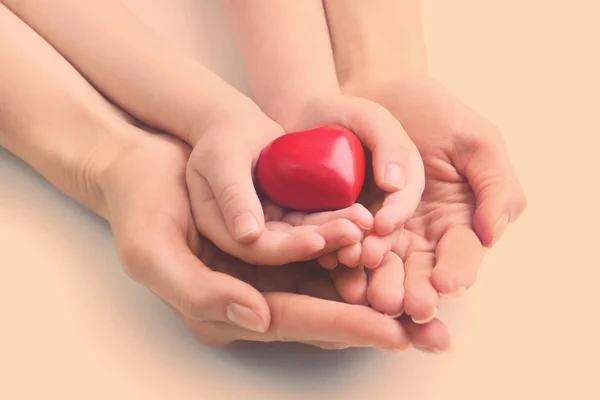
[185,88,267,146]
[260,91,343,132]
[324,0,428,88]
[3,111,135,220]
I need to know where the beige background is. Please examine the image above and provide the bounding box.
[1,0,598,399]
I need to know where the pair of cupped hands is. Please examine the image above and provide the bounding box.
[104,76,526,353]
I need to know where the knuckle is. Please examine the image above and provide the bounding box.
[216,182,249,216]
[189,323,233,347]
[178,290,207,320]
[118,236,152,282]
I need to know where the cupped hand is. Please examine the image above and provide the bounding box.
[100,123,449,352]
[186,107,373,267]
[343,75,527,322]
[274,95,425,315]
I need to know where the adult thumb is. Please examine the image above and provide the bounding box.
[455,134,527,247]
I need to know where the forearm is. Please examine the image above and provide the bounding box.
[2,0,250,145]
[0,5,130,218]
[221,0,340,126]
[323,0,428,86]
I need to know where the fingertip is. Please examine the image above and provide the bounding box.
[382,164,406,191]
[304,232,328,254]
[337,242,362,268]
[352,204,374,230]
[411,307,438,325]
[373,212,396,236]
[361,235,391,269]
[232,213,264,243]
[331,266,368,305]
[318,253,339,270]
[431,268,469,297]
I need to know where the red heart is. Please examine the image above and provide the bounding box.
[256,124,366,212]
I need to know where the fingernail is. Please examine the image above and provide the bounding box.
[440,286,466,299]
[489,214,509,247]
[226,303,266,333]
[384,310,404,318]
[411,307,438,324]
[384,164,405,189]
[385,343,413,353]
[233,213,259,239]
[414,346,445,355]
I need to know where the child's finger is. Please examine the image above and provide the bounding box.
[366,252,405,317]
[281,203,373,231]
[306,219,363,258]
[361,230,399,269]
[404,252,439,324]
[337,242,362,268]
[330,265,368,305]
[317,252,339,269]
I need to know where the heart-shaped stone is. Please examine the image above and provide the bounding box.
[256,124,366,212]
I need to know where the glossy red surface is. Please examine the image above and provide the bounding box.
[256,124,366,211]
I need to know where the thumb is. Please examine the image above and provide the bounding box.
[343,98,415,192]
[189,141,265,244]
[455,134,527,247]
[115,222,271,333]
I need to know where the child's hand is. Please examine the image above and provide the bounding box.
[271,95,425,315]
[279,96,423,248]
[185,105,374,267]
[342,76,527,322]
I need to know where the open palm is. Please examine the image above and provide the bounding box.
[344,76,527,323]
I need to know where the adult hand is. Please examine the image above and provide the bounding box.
[0,0,371,268]
[102,124,446,351]
[0,2,450,353]
[342,75,527,322]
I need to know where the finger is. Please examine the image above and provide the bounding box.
[185,292,411,350]
[454,133,527,248]
[305,341,351,350]
[366,252,405,317]
[399,315,453,354]
[308,218,363,257]
[114,223,270,334]
[318,252,339,269]
[372,174,424,236]
[292,96,425,235]
[431,224,485,296]
[361,231,396,269]
[282,203,373,231]
[189,174,327,265]
[330,265,368,305]
[341,98,417,193]
[404,252,439,324]
[188,142,266,244]
[337,242,362,268]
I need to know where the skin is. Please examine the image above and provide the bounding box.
[0,5,452,352]
[221,1,426,314]
[0,0,368,268]
[324,0,527,321]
